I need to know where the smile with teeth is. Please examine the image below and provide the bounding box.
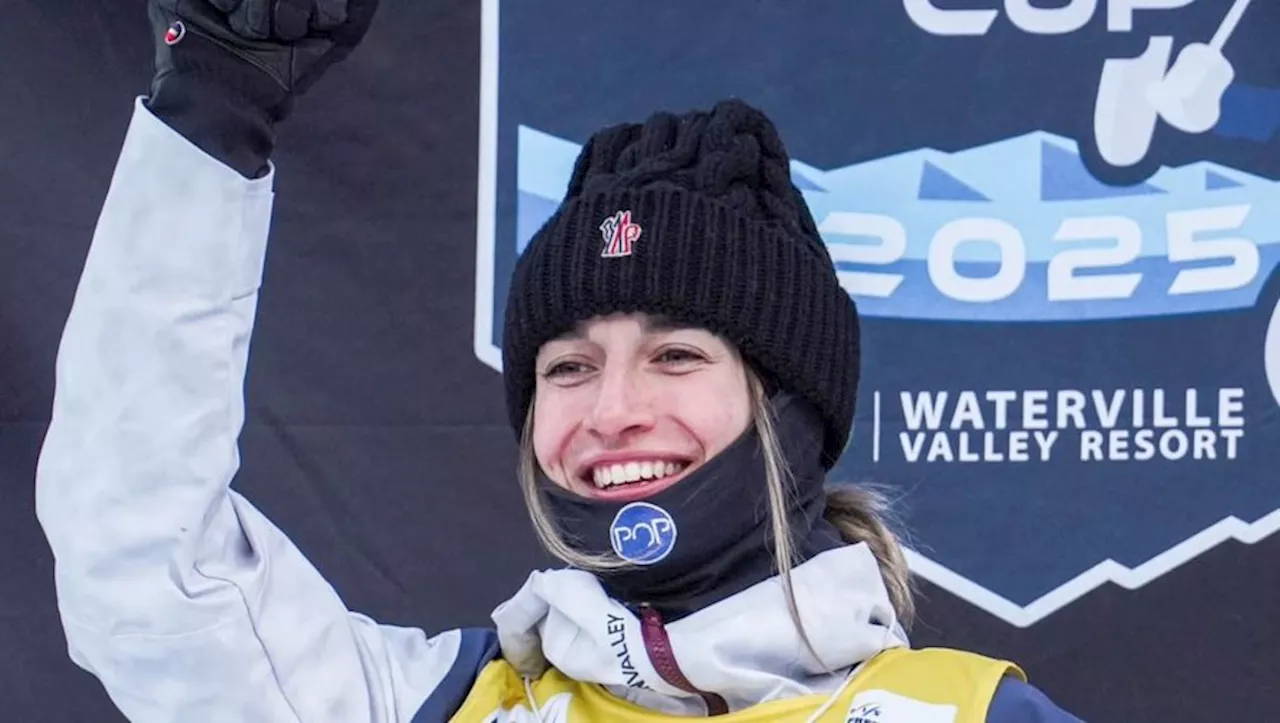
[591,460,688,488]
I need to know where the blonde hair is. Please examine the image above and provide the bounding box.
[516,367,916,661]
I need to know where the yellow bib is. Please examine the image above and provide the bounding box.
[449,647,1025,722]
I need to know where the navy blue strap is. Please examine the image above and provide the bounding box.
[986,676,1086,722]
[410,628,501,722]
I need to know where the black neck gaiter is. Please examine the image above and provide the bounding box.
[535,393,844,622]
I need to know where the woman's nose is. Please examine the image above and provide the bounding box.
[584,367,655,441]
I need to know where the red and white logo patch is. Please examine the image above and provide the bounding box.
[599,210,641,258]
[164,21,186,46]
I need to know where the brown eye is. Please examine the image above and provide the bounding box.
[542,360,592,379]
[654,347,705,366]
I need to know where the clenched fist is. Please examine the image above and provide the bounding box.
[145,0,380,177]
[150,0,379,108]
[199,0,357,42]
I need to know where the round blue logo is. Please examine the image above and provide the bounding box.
[609,502,677,565]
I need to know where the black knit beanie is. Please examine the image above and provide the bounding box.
[501,99,860,468]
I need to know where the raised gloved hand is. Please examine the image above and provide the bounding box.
[145,0,379,178]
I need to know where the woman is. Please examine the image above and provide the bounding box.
[35,1,1082,721]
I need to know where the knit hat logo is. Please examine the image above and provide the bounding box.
[599,210,641,258]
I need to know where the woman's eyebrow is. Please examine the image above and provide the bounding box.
[642,316,696,334]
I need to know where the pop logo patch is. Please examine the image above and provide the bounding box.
[610,502,677,564]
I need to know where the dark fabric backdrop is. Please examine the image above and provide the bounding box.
[2,2,1275,721]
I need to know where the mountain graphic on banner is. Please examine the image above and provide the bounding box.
[514,125,1279,271]
[919,161,989,201]
[1207,169,1243,189]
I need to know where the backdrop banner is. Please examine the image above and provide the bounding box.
[475,0,1280,634]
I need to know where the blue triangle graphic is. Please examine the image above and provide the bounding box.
[791,170,826,192]
[918,161,989,201]
[516,192,561,254]
[1206,170,1242,190]
[1040,141,1164,200]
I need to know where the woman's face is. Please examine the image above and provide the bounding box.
[532,312,752,502]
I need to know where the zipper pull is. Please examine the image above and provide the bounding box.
[636,602,731,715]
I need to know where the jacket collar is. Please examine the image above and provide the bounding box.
[491,543,910,715]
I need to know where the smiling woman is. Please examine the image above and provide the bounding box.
[35,1,1082,721]
[517,311,915,649]
[532,314,752,501]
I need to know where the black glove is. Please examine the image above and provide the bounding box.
[144,0,378,178]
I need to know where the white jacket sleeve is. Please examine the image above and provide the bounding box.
[35,98,497,723]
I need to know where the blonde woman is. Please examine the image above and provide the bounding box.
[36,1,1081,721]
